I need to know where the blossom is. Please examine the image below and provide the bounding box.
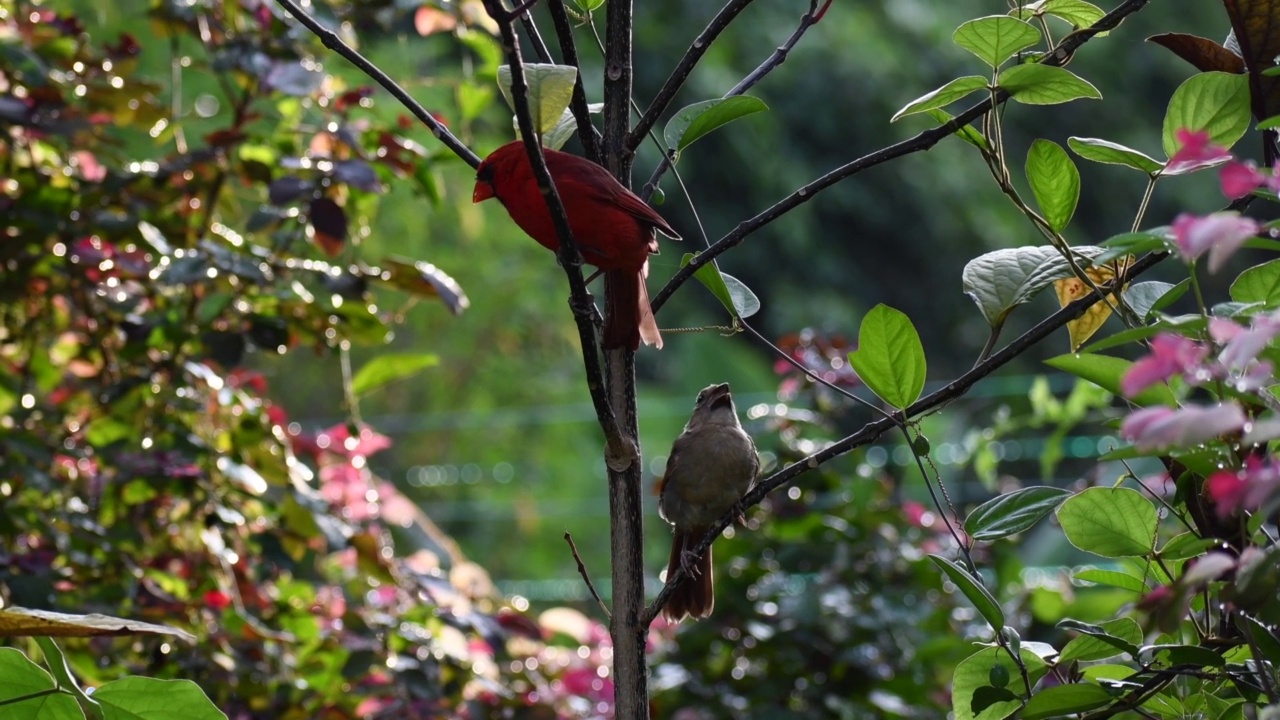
[1120,403,1246,451]
[1166,128,1232,174]
[1205,455,1280,519]
[1172,212,1261,273]
[1219,159,1268,199]
[1215,311,1280,369]
[1120,333,1208,396]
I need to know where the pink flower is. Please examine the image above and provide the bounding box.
[1219,159,1268,199]
[203,590,232,611]
[1205,456,1280,519]
[1121,334,1208,396]
[1166,129,1232,174]
[1216,310,1280,369]
[1120,403,1246,451]
[1172,212,1260,273]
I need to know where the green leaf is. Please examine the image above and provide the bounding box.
[543,103,603,151]
[892,76,989,121]
[351,353,440,396]
[962,246,1106,327]
[1021,684,1113,719]
[93,677,226,720]
[1161,72,1251,158]
[1078,315,1203,354]
[572,0,604,11]
[84,416,133,447]
[1026,139,1080,232]
[929,555,1005,630]
[1035,0,1106,28]
[1095,229,1170,264]
[951,646,1047,720]
[965,486,1071,541]
[953,16,1041,68]
[496,63,578,136]
[35,637,100,720]
[847,305,926,409]
[926,108,989,148]
[1231,257,1280,305]
[0,647,80,719]
[663,96,768,153]
[1159,532,1219,560]
[680,254,761,318]
[1067,137,1163,174]
[1058,617,1142,663]
[999,64,1101,105]
[1149,644,1226,668]
[1056,487,1158,558]
[1073,568,1147,593]
[1124,281,1186,322]
[1044,352,1175,407]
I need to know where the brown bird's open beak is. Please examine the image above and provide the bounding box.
[472,180,494,204]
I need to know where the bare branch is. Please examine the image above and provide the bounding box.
[479,0,636,468]
[651,0,1153,312]
[274,0,481,168]
[627,0,756,152]
[516,8,554,63]
[548,0,603,162]
[645,251,1167,624]
[639,0,831,200]
[564,532,611,618]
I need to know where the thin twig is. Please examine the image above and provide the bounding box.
[639,0,831,200]
[274,0,481,168]
[547,0,603,162]
[650,0,1152,312]
[516,7,554,63]
[628,0,757,151]
[644,250,1167,624]
[480,0,635,468]
[564,531,611,618]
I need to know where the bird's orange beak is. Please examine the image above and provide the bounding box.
[472,180,495,204]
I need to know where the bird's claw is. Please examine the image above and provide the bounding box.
[679,549,702,577]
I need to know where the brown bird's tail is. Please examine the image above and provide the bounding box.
[662,529,713,622]
[603,269,661,350]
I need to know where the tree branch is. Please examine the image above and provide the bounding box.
[626,0,756,152]
[479,0,635,469]
[639,0,831,200]
[547,0,603,163]
[274,0,481,168]
[650,0,1153,312]
[645,250,1167,623]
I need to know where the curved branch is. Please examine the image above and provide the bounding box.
[626,0,756,152]
[480,0,634,467]
[645,250,1167,623]
[547,0,603,163]
[274,0,481,168]
[650,0,1153,312]
[639,0,831,200]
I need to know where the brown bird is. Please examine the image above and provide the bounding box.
[658,383,759,622]
[472,141,680,350]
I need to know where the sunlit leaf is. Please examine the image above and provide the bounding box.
[953,16,1041,68]
[847,305,926,409]
[497,63,578,137]
[352,353,440,396]
[663,96,768,153]
[892,76,989,121]
[999,64,1101,105]
[1161,72,1251,157]
[377,257,471,314]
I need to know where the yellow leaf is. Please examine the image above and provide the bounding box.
[1055,256,1132,350]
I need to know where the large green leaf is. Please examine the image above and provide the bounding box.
[1231,257,1280,305]
[965,486,1071,541]
[663,96,768,153]
[1021,684,1113,719]
[1056,487,1158,558]
[1057,617,1142,663]
[1161,71,1251,158]
[929,555,1005,629]
[962,246,1105,327]
[93,677,225,720]
[351,353,440,396]
[953,16,1041,68]
[847,305,926,409]
[892,76,989,121]
[1068,137,1163,174]
[999,64,1100,105]
[1026,139,1080,232]
[1043,352,1175,407]
[951,646,1047,720]
[496,63,578,137]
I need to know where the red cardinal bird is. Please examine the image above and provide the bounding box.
[472,141,680,350]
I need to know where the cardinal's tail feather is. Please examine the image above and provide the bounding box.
[663,529,713,622]
[604,270,661,350]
